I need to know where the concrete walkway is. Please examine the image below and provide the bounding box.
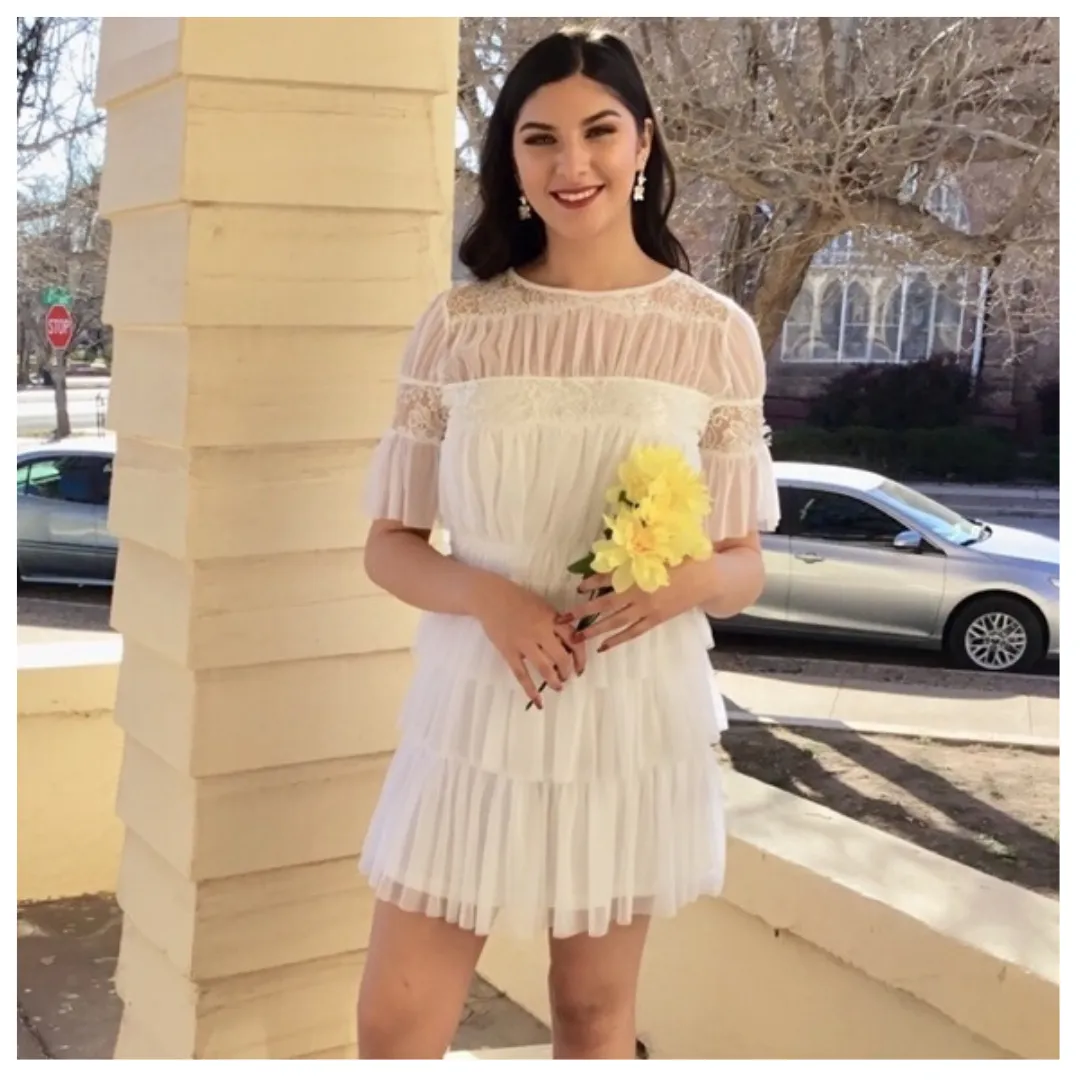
[716,667,1059,748]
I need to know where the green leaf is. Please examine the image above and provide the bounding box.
[567,553,595,576]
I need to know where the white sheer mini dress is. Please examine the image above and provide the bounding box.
[361,269,780,939]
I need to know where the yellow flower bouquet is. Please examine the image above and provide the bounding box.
[526,445,713,709]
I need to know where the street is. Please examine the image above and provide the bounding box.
[19,511,1059,676]
[17,385,109,437]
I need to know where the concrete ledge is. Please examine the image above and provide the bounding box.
[18,640,126,901]
[478,767,1058,1060]
[18,638,124,718]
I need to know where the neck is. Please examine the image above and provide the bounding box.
[530,218,666,292]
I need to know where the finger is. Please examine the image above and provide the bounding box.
[508,656,543,709]
[577,608,637,642]
[525,644,564,692]
[597,617,652,653]
[566,592,627,625]
[540,638,573,683]
[554,623,586,676]
[578,572,612,593]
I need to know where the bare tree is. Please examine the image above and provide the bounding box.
[17,17,106,436]
[457,17,1058,356]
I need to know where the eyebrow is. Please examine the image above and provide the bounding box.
[518,109,622,133]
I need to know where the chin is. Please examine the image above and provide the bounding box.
[541,207,620,244]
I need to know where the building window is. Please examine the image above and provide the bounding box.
[900,273,935,361]
[844,282,871,360]
[781,287,816,360]
[819,280,844,357]
[933,281,964,356]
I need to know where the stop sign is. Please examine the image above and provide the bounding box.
[45,304,74,351]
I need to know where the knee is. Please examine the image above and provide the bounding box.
[548,968,632,1048]
[356,986,435,1059]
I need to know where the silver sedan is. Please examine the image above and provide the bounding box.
[17,436,117,586]
[714,462,1060,674]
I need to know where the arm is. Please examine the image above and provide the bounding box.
[364,521,504,618]
[697,533,766,620]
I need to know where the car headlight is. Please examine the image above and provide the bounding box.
[1050,576,1059,589]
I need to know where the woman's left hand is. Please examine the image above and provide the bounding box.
[560,559,718,653]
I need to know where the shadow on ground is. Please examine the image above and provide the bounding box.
[719,722,1059,897]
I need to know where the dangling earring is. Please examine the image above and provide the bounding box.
[518,194,532,221]
[632,170,646,202]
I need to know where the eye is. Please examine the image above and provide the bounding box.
[522,133,556,147]
[585,124,618,139]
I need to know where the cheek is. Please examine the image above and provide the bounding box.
[514,149,549,194]
[596,141,640,184]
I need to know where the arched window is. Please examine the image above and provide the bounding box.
[782,287,815,361]
[819,279,844,357]
[932,282,963,356]
[882,287,903,359]
[843,282,871,360]
[900,273,934,361]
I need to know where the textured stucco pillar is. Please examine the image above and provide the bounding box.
[95,17,458,1059]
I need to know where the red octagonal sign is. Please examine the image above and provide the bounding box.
[45,304,74,351]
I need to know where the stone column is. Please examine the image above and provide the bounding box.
[95,17,458,1059]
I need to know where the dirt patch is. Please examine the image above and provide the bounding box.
[719,724,1059,898]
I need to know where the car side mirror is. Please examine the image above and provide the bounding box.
[893,529,922,552]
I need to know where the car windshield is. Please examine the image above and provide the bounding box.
[872,479,983,544]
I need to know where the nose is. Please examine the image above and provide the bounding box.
[554,136,592,182]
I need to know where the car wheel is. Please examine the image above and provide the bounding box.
[946,595,1045,674]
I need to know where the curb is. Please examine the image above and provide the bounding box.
[714,652,1059,696]
[945,503,1059,520]
[725,710,1059,751]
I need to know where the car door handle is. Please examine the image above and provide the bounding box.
[795,552,825,564]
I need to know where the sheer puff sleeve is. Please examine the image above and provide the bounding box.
[363,292,449,530]
[700,301,781,542]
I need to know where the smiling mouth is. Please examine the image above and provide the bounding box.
[550,186,604,208]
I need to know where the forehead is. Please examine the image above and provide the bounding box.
[516,74,630,129]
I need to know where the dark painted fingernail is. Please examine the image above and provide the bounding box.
[598,644,609,653]
[572,632,584,643]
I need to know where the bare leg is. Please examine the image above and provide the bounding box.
[356,900,487,1059]
[547,916,650,1059]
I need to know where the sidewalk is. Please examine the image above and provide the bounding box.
[913,482,1059,519]
[716,666,1059,748]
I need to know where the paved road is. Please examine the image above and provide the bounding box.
[17,387,108,436]
[986,515,1059,539]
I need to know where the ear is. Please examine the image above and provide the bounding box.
[637,118,654,171]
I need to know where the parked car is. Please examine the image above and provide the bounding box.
[17,436,117,586]
[712,462,1060,674]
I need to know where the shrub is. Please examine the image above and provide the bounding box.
[772,424,1029,483]
[1035,378,1059,437]
[808,356,973,432]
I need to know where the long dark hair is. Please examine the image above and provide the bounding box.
[458,28,690,281]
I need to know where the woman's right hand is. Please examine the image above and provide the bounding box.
[470,574,584,709]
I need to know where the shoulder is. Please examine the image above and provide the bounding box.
[444,273,518,320]
[658,274,758,336]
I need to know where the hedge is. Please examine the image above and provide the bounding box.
[770,425,1059,485]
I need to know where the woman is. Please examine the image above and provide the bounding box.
[357,27,779,1059]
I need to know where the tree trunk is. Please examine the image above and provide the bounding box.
[750,208,838,357]
[52,353,72,438]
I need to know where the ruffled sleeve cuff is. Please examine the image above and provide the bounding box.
[702,434,780,541]
[364,431,440,530]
